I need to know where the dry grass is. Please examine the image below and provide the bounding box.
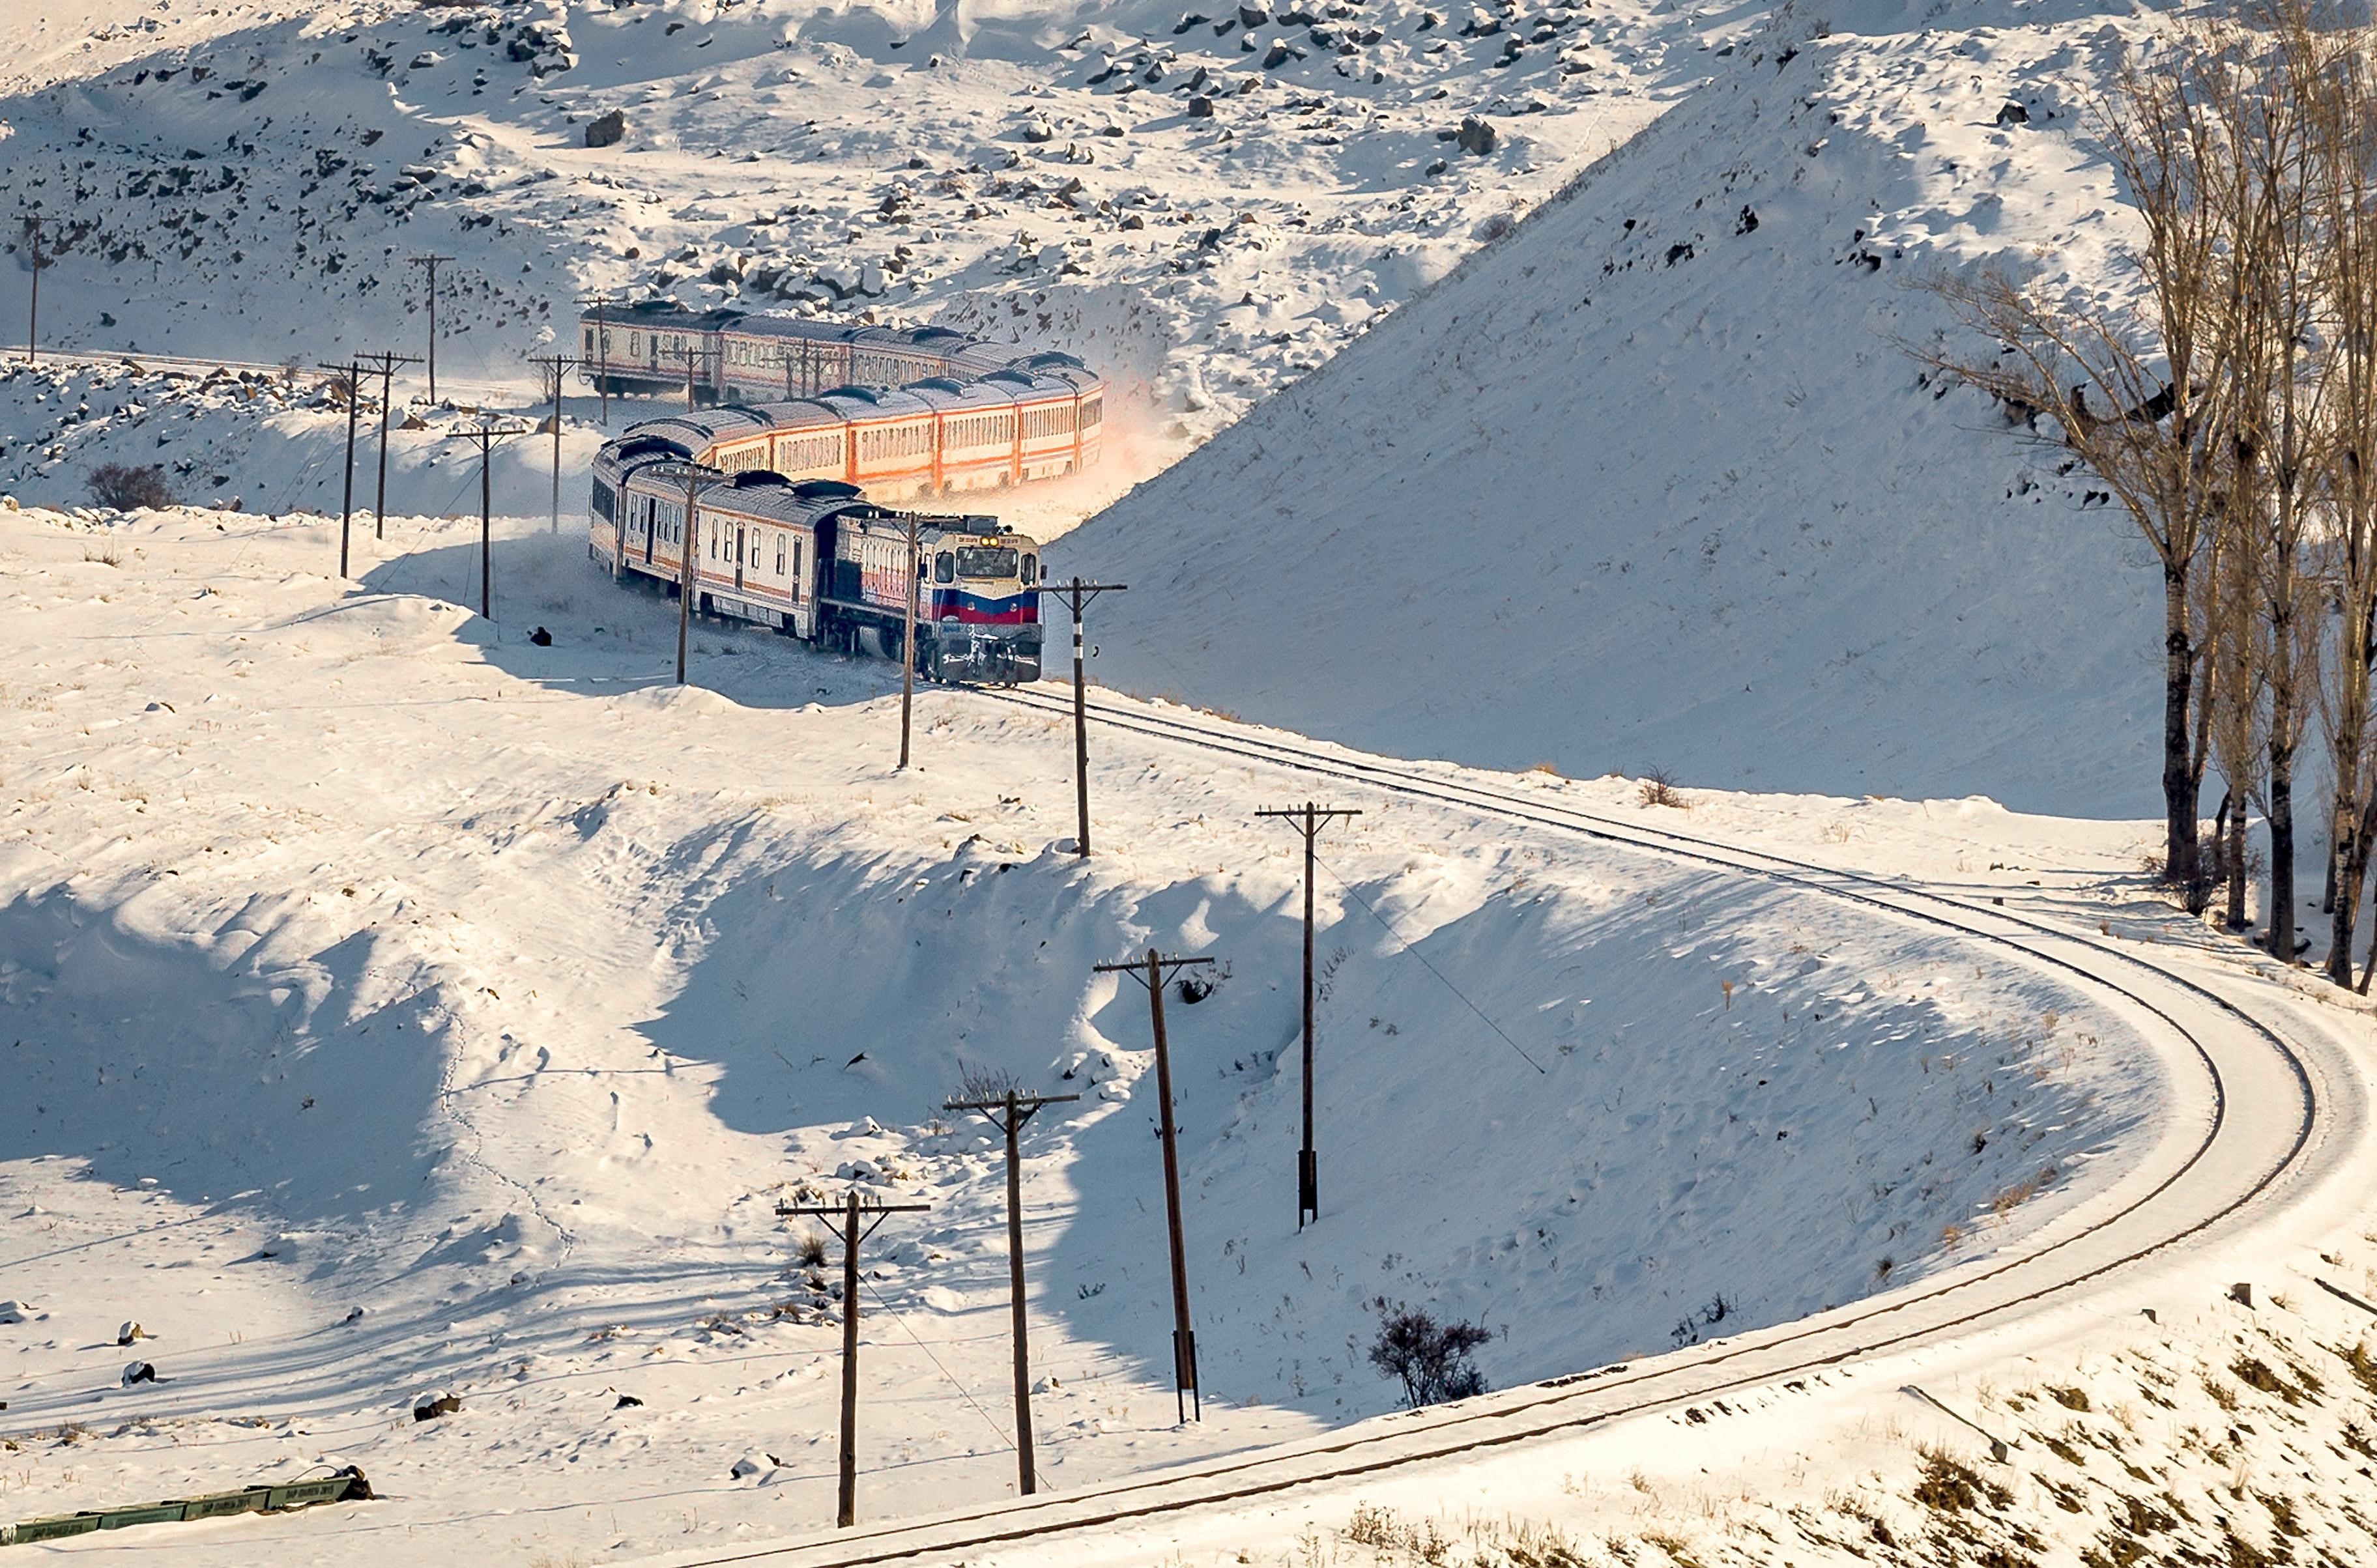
[1637,769,1688,809]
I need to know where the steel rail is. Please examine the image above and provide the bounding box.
[640,684,2326,1568]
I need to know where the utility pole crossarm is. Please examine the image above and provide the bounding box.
[527,353,583,535]
[1041,578,1129,859]
[440,420,533,621]
[942,1088,1080,1496]
[942,1092,1082,1115]
[409,253,455,402]
[775,1190,929,1528]
[351,350,422,539]
[1092,947,1217,1423]
[1256,803,1364,1230]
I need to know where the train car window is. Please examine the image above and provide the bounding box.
[793,540,803,583]
[776,536,787,574]
[934,553,955,584]
[956,546,1018,579]
[1022,552,1037,584]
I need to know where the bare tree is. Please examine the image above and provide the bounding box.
[2217,8,2332,962]
[1918,34,2243,896]
[2200,487,2267,930]
[2305,24,2377,983]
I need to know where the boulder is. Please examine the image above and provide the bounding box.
[1996,100,2030,126]
[412,1391,463,1421]
[117,1320,147,1346]
[1188,94,1215,117]
[0,1300,33,1324]
[1238,3,1271,25]
[122,1361,156,1386]
[1456,115,1497,154]
[584,110,627,149]
[1021,116,1057,143]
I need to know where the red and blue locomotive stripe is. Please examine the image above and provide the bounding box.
[930,589,1038,625]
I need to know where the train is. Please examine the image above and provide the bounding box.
[575,302,1103,498]
[591,443,1044,683]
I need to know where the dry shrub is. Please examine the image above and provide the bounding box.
[1637,769,1688,809]
[87,462,175,511]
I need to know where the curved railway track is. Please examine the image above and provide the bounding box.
[633,683,2358,1568]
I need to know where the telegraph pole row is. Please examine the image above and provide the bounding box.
[443,420,532,620]
[1041,579,1127,857]
[409,252,454,403]
[352,349,420,538]
[317,360,363,578]
[943,1087,1079,1497]
[776,1190,930,1528]
[527,352,581,534]
[18,216,64,366]
[676,464,732,685]
[899,512,921,769]
[1256,803,1362,1230]
[576,289,622,426]
[1094,948,1217,1423]
[667,341,704,412]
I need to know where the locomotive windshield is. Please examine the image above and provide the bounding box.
[955,546,1019,579]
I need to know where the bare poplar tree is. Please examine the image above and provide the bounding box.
[1918,35,2240,897]
[2199,487,2267,930]
[2306,24,2377,984]
[2217,8,2332,963]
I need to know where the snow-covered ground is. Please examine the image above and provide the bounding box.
[0,503,2184,1561]
[7,0,2377,1562]
[0,0,1713,500]
[1065,0,2183,817]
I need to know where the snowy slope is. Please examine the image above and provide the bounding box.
[0,503,2167,1561]
[1060,0,2169,816]
[0,0,1723,506]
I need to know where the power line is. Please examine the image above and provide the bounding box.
[1311,849,1548,1075]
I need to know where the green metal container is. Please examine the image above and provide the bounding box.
[9,1513,102,1543]
[181,1487,274,1522]
[264,1477,354,1511]
[98,1503,188,1530]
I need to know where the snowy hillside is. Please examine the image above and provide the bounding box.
[0,0,1730,509]
[1063,0,2170,817]
[0,504,2168,1561]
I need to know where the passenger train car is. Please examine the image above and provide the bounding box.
[592,352,1103,503]
[579,301,1103,448]
[592,441,1043,683]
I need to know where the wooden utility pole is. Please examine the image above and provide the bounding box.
[942,1087,1079,1496]
[899,512,921,768]
[1093,948,1218,1423]
[576,291,622,425]
[409,253,455,401]
[775,1190,930,1528]
[444,419,530,620]
[323,360,362,578]
[353,350,420,539]
[18,216,62,365]
[1039,578,1127,856]
[665,342,704,411]
[1256,803,1362,1229]
[527,352,581,534]
[676,464,725,685]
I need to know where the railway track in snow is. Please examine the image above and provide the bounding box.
[637,682,2363,1568]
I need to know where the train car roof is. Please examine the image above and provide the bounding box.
[805,386,934,420]
[900,377,1021,412]
[620,407,777,448]
[719,317,868,345]
[580,300,749,329]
